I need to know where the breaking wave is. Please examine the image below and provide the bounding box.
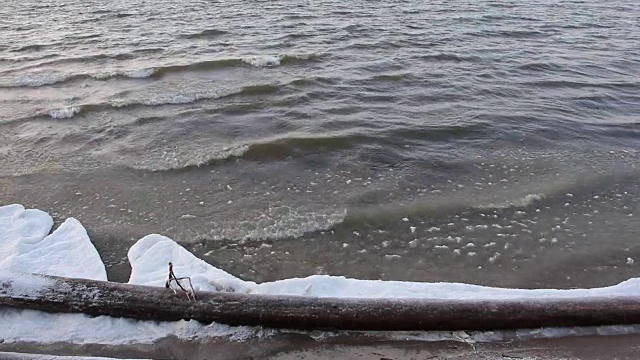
[126,134,360,172]
[40,82,285,119]
[178,28,229,39]
[129,145,252,172]
[48,107,82,119]
[342,171,639,227]
[1,53,319,88]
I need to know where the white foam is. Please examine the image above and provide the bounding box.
[478,193,544,210]
[130,144,250,171]
[93,68,156,80]
[12,73,67,87]
[123,68,156,78]
[48,107,81,119]
[110,91,221,108]
[242,55,282,67]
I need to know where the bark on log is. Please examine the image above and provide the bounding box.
[2,273,640,331]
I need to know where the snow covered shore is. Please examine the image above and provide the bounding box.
[2,203,640,346]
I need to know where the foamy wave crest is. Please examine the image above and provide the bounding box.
[110,91,221,108]
[48,106,82,119]
[2,53,318,88]
[478,193,545,209]
[10,73,70,87]
[3,68,156,88]
[131,144,250,171]
[242,55,283,67]
[124,68,156,78]
[93,68,156,80]
[211,207,349,241]
[242,53,317,67]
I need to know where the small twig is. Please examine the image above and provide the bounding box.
[165,262,196,301]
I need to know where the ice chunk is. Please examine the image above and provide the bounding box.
[0,204,106,281]
[128,234,253,293]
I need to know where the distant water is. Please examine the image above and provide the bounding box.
[1,0,639,288]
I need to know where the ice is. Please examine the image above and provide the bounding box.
[0,352,142,360]
[0,308,264,345]
[0,206,260,345]
[128,234,253,293]
[129,234,640,300]
[4,203,640,347]
[0,204,54,268]
[0,204,106,281]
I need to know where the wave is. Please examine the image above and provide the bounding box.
[156,53,318,71]
[179,28,228,39]
[128,134,360,172]
[128,145,251,171]
[341,193,547,227]
[468,30,550,39]
[0,53,319,88]
[523,79,640,90]
[38,81,292,120]
[93,68,157,80]
[342,171,639,227]
[420,53,480,62]
[370,73,412,82]
[517,62,564,72]
[0,69,150,88]
[48,107,82,119]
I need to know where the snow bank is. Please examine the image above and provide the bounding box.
[3,203,640,347]
[0,205,264,345]
[0,204,54,268]
[0,352,142,360]
[129,234,640,300]
[128,234,253,292]
[0,308,263,345]
[0,204,106,281]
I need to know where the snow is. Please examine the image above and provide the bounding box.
[0,352,141,360]
[128,234,253,293]
[0,204,106,281]
[3,203,640,347]
[0,271,54,299]
[130,233,640,300]
[0,205,260,345]
[0,308,264,345]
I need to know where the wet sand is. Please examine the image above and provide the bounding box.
[3,333,640,360]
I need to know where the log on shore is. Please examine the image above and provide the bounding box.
[2,272,640,331]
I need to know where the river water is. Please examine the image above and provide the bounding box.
[1,0,639,289]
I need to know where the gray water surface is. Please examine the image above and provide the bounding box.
[1,0,640,288]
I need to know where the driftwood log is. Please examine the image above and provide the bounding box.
[2,272,640,331]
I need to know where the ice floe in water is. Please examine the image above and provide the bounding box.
[3,203,640,346]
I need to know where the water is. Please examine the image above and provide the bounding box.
[1,0,640,288]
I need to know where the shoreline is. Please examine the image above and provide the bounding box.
[3,332,640,360]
